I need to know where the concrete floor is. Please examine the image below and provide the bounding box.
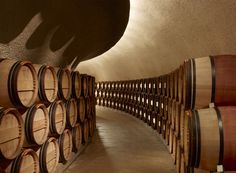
[65,106,175,173]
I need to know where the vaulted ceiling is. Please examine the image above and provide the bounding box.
[78,0,236,81]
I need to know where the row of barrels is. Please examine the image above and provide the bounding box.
[96,55,236,173]
[0,95,96,173]
[0,58,95,111]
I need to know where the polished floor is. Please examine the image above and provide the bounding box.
[65,106,175,173]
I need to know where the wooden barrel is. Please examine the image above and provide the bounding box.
[72,123,82,153]
[186,106,236,171]
[169,128,173,153]
[88,118,95,137]
[161,75,167,96]
[157,114,162,134]
[65,98,78,128]
[166,75,170,97]
[56,68,72,101]
[0,59,38,109]
[167,98,172,124]
[0,108,24,160]
[174,69,179,101]
[88,75,94,97]
[71,71,81,99]
[169,72,174,99]
[77,97,86,122]
[34,64,58,105]
[151,78,157,94]
[38,137,59,173]
[85,97,92,118]
[22,104,49,146]
[172,133,177,164]
[82,119,89,144]
[48,100,66,136]
[154,95,159,113]
[183,55,236,110]
[165,122,170,145]
[58,129,72,164]
[178,65,184,104]
[159,96,164,117]
[179,105,185,149]
[5,149,39,173]
[81,74,89,97]
[174,101,181,138]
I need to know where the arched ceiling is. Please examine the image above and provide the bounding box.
[77,0,236,81]
[0,0,130,67]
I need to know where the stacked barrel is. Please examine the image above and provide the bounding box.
[96,55,236,173]
[0,58,96,173]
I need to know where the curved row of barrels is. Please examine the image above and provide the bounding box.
[0,58,96,173]
[96,55,236,173]
[0,58,95,111]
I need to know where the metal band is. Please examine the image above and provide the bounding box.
[8,61,23,108]
[215,107,224,165]
[194,110,201,167]
[38,65,48,103]
[210,56,216,103]
[192,59,196,109]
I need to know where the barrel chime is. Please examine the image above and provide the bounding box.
[96,55,236,173]
[0,58,96,173]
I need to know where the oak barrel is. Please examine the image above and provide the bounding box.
[0,59,38,109]
[6,149,39,173]
[178,65,184,103]
[88,118,95,137]
[48,100,66,136]
[187,106,236,171]
[71,71,81,99]
[34,64,58,105]
[58,129,72,164]
[22,104,49,146]
[0,108,24,160]
[77,97,86,122]
[82,119,89,144]
[65,98,78,128]
[38,137,59,173]
[81,74,89,97]
[183,55,236,109]
[56,68,72,101]
[72,123,82,153]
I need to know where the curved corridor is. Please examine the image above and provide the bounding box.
[65,106,175,173]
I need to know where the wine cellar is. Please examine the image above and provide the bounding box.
[1,1,236,173]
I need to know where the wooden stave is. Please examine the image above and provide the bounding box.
[178,65,184,104]
[82,119,89,144]
[22,103,49,147]
[38,137,59,173]
[9,149,39,173]
[71,71,81,99]
[57,68,72,101]
[58,129,72,164]
[0,108,24,160]
[77,97,86,123]
[0,59,38,109]
[34,64,58,105]
[48,100,66,136]
[72,123,82,153]
[81,74,89,97]
[65,98,78,129]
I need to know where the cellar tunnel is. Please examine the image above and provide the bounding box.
[0,1,236,173]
